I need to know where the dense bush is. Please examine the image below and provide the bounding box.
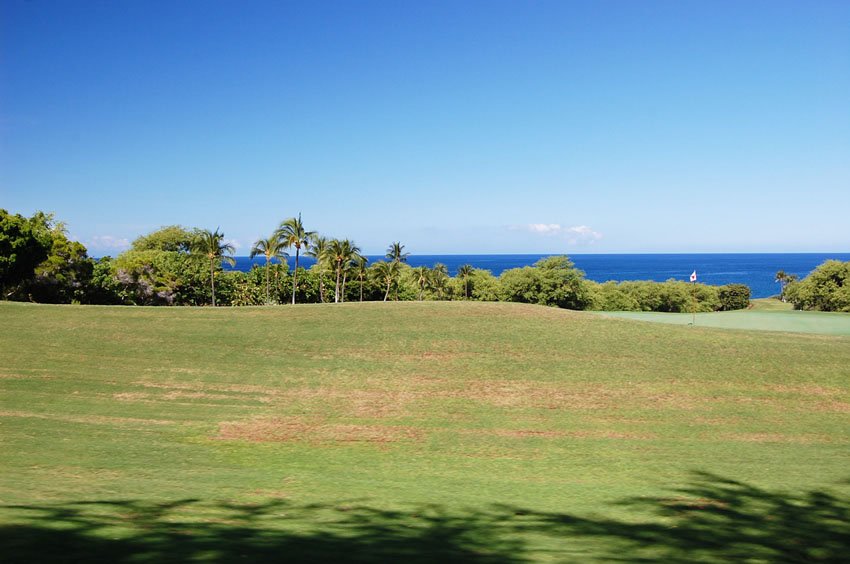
[785,260,850,312]
[499,256,593,310]
[718,284,751,311]
[1,210,53,296]
[588,280,748,312]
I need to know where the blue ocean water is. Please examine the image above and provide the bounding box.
[226,253,850,299]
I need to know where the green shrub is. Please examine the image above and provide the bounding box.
[718,284,750,311]
[786,260,850,312]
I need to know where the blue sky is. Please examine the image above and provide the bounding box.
[2,0,848,255]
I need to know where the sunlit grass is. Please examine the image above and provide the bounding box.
[1,301,848,561]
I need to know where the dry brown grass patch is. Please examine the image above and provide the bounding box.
[0,409,175,427]
[217,417,422,444]
[718,432,840,444]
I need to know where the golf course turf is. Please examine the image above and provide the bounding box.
[1,300,848,562]
[598,298,850,335]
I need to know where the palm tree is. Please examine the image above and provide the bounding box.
[341,245,363,303]
[276,214,315,305]
[775,270,793,302]
[250,236,289,305]
[386,242,410,299]
[412,266,429,301]
[386,241,410,264]
[328,239,361,303]
[431,263,449,300]
[191,228,236,307]
[307,235,330,303]
[353,256,369,302]
[372,261,400,302]
[457,264,474,299]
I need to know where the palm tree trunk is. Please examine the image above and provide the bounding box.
[335,262,341,303]
[359,277,364,302]
[465,279,469,299]
[419,284,423,301]
[342,273,347,303]
[384,280,391,302]
[291,248,299,305]
[210,258,216,307]
[265,257,270,305]
[319,272,325,303]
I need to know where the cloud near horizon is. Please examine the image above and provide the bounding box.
[521,224,603,245]
[86,235,130,251]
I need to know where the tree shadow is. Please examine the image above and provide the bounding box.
[2,472,847,563]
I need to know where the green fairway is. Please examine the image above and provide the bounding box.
[1,301,848,562]
[598,299,850,336]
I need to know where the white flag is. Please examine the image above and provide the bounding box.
[690,270,697,282]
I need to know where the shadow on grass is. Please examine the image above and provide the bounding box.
[2,472,848,563]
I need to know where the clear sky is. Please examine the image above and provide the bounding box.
[2,0,848,255]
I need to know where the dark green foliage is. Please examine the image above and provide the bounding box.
[85,258,124,304]
[0,210,53,296]
[499,256,592,310]
[1,210,98,303]
[786,260,850,312]
[26,237,94,304]
[718,283,751,311]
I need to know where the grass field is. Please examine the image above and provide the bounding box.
[598,298,850,336]
[1,301,849,562]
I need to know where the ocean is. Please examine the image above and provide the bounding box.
[225,253,850,299]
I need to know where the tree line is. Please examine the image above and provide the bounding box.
[0,209,768,312]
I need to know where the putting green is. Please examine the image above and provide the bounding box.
[598,308,850,335]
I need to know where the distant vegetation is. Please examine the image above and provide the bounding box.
[785,260,850,312]
[1,209,754,311]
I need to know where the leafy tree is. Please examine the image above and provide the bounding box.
[132,225,194,252]
[190,228,236,306]
[0,209,53,297]
[111,227,209,306]
[28,235,94,303]
[785,260,850,312]
[250,235,289,305]
[277,214,315,305]
[499,256,591,310]
[86,257,124,304]
[372,261,400,302]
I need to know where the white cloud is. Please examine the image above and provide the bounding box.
[225,238,242,251]
[520,224,603,245]
[87,235,130,251]
[527,223,563,234]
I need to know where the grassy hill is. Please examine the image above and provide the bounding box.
[1,301,848,562]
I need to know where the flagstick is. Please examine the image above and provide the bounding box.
[691,280,696,326]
